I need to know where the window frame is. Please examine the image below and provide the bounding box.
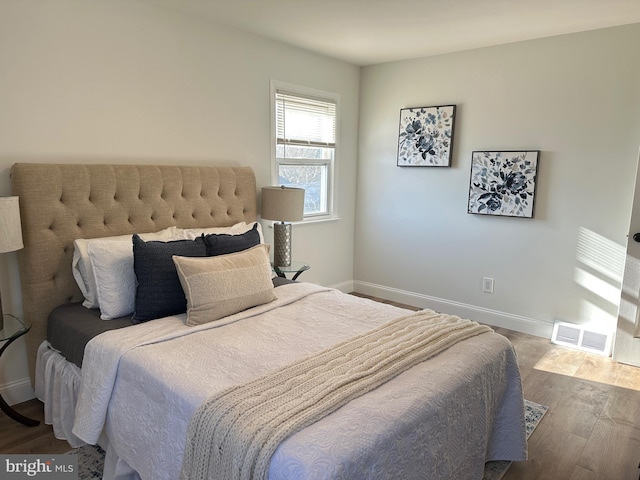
[270,80,340,222]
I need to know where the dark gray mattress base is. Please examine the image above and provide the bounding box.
[47,277,294,368]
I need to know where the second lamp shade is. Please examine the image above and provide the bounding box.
[261,186,305,222]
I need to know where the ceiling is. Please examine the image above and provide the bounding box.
[138,0,640,65]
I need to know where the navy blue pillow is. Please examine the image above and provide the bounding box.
[132,235,207,323]
[204,223,261,256]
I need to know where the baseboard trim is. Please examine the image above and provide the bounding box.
[329,280,354,293]
[353,280,553,338]
[0,377,35,406]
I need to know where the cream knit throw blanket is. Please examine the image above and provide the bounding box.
[180,310,492,480]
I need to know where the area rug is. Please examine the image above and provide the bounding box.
[71,400,547,480]
[483,399,548,480]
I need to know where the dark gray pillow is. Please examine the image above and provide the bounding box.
[203,223,261,256]
[132,235,207,323]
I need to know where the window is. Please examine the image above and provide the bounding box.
[271,81,339,219]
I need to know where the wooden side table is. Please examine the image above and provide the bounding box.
[0,314,40,426]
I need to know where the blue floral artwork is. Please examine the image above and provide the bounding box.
[397,105,456,166]
[468,151,540,218]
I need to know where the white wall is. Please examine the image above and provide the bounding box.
[0,0,359,401]
[355,24,640,337]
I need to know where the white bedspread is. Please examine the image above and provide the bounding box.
[71,283,526,480]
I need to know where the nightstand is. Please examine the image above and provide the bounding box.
[273,261,310,281]
[0,314,40,426]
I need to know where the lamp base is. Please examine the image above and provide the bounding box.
[273,222,292,267]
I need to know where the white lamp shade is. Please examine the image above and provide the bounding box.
[261,186,305,222]
[0,196,24,253]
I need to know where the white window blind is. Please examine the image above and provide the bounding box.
[275,91,336,148]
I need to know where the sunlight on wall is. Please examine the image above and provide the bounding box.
[573,227,625,331]
[574,268,621,306]
[575,227,626,281]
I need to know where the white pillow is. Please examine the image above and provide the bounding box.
[72,227,179,309]
[87,240,137,320]
[177,222,264,243]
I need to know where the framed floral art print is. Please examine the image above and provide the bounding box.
[467,150,540,218]
[397,105,456,167]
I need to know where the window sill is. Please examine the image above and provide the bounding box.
[298,216,341,225]
[262,216,341,227]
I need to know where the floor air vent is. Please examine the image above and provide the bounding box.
[551,321,612,356]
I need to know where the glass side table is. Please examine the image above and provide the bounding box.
[0,314,40,426]
[272,261,310,281]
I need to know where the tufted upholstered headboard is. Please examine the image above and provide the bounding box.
[11,163,258,383]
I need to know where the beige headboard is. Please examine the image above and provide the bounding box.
[11,164,257,383]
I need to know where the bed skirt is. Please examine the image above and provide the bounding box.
[35,342,138,480]
[35,342,85,447]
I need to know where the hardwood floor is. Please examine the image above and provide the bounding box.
[496,327,640,480]
[2,294,640,480]
[0,399,69,454]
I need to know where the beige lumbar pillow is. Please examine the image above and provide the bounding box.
[173,244,275,326]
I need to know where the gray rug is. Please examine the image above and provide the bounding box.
[483,399,548,480]
[72,400,547,480]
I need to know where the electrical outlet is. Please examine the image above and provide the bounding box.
[482,277,494,294]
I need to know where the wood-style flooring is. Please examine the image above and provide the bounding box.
[1,293,639,480]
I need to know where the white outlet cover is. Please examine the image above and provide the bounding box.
[482,277,494,293]
[482,277,493,293]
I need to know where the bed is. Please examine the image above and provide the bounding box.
[11,163,527,480]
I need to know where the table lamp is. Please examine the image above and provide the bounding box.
[0,197,24,331]
[261,186,305,267]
